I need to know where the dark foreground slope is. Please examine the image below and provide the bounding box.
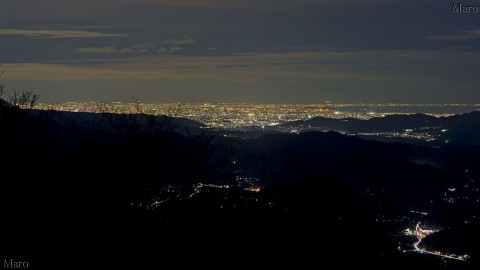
[1,108,480,269]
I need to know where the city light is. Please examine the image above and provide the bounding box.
[35,102,478,129]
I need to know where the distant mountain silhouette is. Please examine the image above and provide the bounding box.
[282,111,480,145]
[243,131,480,208]
[284,113,438,131]
[31,109,205,128]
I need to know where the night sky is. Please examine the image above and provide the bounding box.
[1,0,480,103]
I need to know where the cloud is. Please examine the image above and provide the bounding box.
[5,50,474,85]
[110,0,327,9]
[158,46,183,53]
[120,47,135,53]
[0,28,126,39]
[76,46,117,53]
[118,41,156,53]
[165,36,196,45]
[207,47,220,51]
[426,29,480,41]
[130,42,156,49]
[168,46,182,53]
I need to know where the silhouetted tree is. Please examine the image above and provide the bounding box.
[0,73,39,119]
[0,73,49,159]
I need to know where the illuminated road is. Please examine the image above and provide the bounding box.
[136,180,261,210]
[413,223,422,251]
[186,183,231,199]
[412,222,466,261]
[187,183,204,198]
